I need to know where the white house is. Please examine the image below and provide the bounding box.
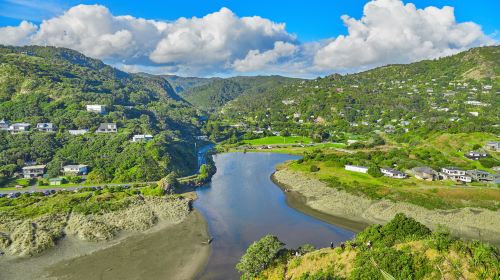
[485,141,499,151]
[86,104,106,114]
[0,119,9,130]
[68,129,89,135]
[380,168,406,179]
[62,165,89,175]
[345,165,368,173]
[132,134,153,142]
[22,165,46,178]
[36,123,56,132]
[96,123,117,133]
[9,123,31,134]
[440,167,466,181]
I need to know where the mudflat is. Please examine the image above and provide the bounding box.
[45,210,210,280]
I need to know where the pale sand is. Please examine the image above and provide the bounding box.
[0,210,210,280]
[273,169,500,247]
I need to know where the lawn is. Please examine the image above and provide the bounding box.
[288,160,500,210]
[242,136,313,145]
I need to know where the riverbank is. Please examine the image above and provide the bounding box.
[272,168,500,247]
[0,206,210,280]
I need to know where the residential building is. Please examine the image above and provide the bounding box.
[466,170,493,182]
[412,166,437,181]
[68,129,89,135]
[195,135,209,141]
[86,104,106,114]
[49,178,64,186]
[345,165,368,174]
[36,123,56,132]
[0,119,9,130]
[62,165,89,175]
[132,134,153,142]
[459,175,472,183]
[380,168,406,179]
[96,123,117,133]
[485,141,499,151]
[9,123,31,134]
[440,167,466,181]
[22,165,46,178]
[465,151,488,160]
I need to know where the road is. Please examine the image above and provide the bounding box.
[0,144,215,195]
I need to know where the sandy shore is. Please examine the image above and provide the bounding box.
[273,169,500,247]
[0,210,210,280]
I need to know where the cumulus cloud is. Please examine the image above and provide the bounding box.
[0,1,495,76]
[0,20,37,45]
[232,41,298,72]
[314,0,494,71]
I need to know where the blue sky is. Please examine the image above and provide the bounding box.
[0,0,497,77]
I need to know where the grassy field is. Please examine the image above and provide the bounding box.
[242,136,313,145]
[287,160,500,210]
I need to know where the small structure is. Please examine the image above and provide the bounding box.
[440,167,466,181]
[345,165,368,174]
[49,178,64,186]
[195,135,209,141]
[96,123,117,133]
[68,129,89,135]
[485,141,499,151]
[466,170,493,182]
[465,151,488,160]
[62,165,89,175]
[22,165,46,178]
[412,166,437,181]
[86,104,106,114]
[132,134,153,142]
[380,168,406,179]
[9,123,31,134]
[36,123,56,132]
[0,119,9,130]
[458,175,472,183]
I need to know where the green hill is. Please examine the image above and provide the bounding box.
[0,45,202,186]
[216,46,499,141]
[178,75,301,112]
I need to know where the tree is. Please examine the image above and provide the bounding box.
[236,235,285,279]
[159,172,179,194]
[368,166,383,177]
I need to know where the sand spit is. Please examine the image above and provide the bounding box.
[0,196,190,257]
[273,169,500,246]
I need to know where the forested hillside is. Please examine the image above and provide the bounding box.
[214,46,499,142]
[0,46,202,186]
[178,76,301,111]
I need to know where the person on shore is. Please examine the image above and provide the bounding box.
[330,242,334,249]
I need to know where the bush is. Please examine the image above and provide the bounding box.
[368,166,383,177]
[310,165,320,172]
[297,244,316,255]
[429,226,456,251]
[236,235,285,279]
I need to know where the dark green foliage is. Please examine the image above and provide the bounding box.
[429,226,456,251]
[236,235,285,279]
[356,213,431,247]
[299,267,341,280]
[310,165,320,172]
[367,166,383,177]
[297,244,316,255]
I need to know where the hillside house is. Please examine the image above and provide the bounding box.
[86,104,106,114]
[0,119,9,130]
[36,123,56,132]
[380,168,406,179]
[22,165,46,178]
[440,167,465,181]
[96,123,117,133]
[62,165,89,175]
[466,170,493,182]
[68,129,88,135]
[132,134,153,142]
[412,166,437,181]
[465,151,488,160]
[345,165,368,174]
[9,123,31,134]
[485,141,499,151]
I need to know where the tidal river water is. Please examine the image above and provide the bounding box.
[194,152,355,279]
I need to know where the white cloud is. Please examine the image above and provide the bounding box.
[0,20,37,45]
[314,0,494,71]
[233,41,298,72]
[0,1,495,76]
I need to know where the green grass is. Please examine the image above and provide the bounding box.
[242,136,313,145]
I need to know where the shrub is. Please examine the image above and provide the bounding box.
[310,165,320,172]
[236,235,285,279]
[297,244,316,254]
[368,166,383,177]
[429,226,456,251]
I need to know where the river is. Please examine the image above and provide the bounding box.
[194,152,355,279]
